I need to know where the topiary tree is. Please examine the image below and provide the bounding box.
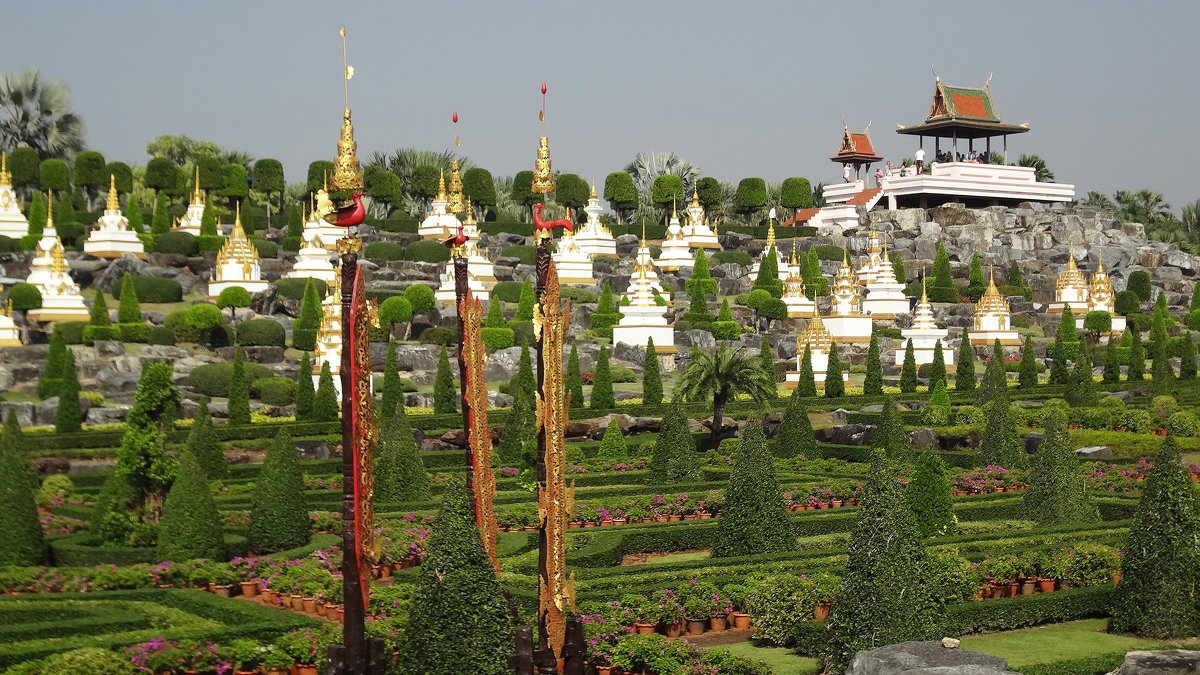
[156,449,223,561]
[39,159,69,192]
[825,342,844,397]
[780,176,813,210]
[696,176,723,211]
[125,193,144,232]
[313,362,340,422]
[1023,408,1098,525]
[1066,346,1099,407]
[0,411,44,565]
[1109,435,1200,638]
[591,346,615,410]
[1018,335,1038,388]
[753,246,784,299]
[374,406,430,503]
[54,348,81,434]
[379,296,413,333]
[899,339,917,393]
[980,398,1025,469]
[650,174,683,211]
[513,277,536,323]
[874,397,913,461]
[117,273,142,323]
[37,328,67,400]
[714,415,795,557]
[1152,327,1174,394]
[217,287,252,325]
[926,380,951,424]
[400,479,511,675]
[248,429,311,552]
[405,284,436,314]
[292,279,323,351]
[1180,332,1198,381]
[496,376,533,469]
[892,254,907,285]
[682,284,714,331]
[864,334,883,396]
[25,192,46,238]
[461,167,496,215]
[589,281,621,338]
[642,338,663,406]
[380,341,403,418]
[603,172,638,223]
[1115,290,1141,317]
[798,345,817,397]
[686,249,717,296]
[965,253,985,302]
[804,247,829,297]
[1084,311,1112,343]
[555,173,589,210]
[1127,270,1152,302]
[433,346,457,414]
[928,244,958,303]
[649,400,699,482]
[1128,329,1146,380]
[905,453,955,538]
[513,343,535,409]
[955,330,975,391]
[227,347,251,425]
[596,420,628,460]
[976,339,1007,406]
[295,352,315,421]
[733,177,767,224]
[90,289,110,327]
[1103,339,1122,383]
[565,344,585,410]
[1048,336,1070,385]
[928,341,946,390]
[759,338,775,380]
[776,387,817,459]
[824,452,940,673]
[188,401,226,479]
[712,298,740,340]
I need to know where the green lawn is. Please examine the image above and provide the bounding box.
[962,619,1178,667]
[641,550,711,566]
[705,642,820,674]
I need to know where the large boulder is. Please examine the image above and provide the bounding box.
[846,640,1019,675]
[1111,650,1200,675]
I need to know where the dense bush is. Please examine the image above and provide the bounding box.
[480,327,515,350]
[157,450,224,561]
[186,361,272,397]
[152,231,199,256]
[906,453,955,537]
[378,295,413,325]
[713,416,794,557]
[364,241,405,260]
[419,326,456,346]
[275,277,326,302]
[374,407,430,503]
[248,430,311,552]
[237,318,286,347]
[500,244,536,264]
[147,326,175,345]
[404,284,436,313]
[403,239,451,263]
[490,281,523,303]
[110,277,184,304]
[6,283,42,311]
[0,413,44,565]
[252,377,297,406]
[250,238,277,258]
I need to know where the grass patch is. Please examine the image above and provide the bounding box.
[705,642,820,674]
[961,619,1182,668]
[640,550,711,566]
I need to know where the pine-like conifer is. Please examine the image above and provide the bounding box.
[798,345,817,397]
[825,342,844,397]
[955,330,975,391]
[90,289,110,326]
[157,449,223,560]
[864,334,883,396]
[1128,329,1146,380]
[597,420,628,460]
[0,411,44,565]
[152,197,169,234]
[590,345,615,409]
[928,244,958,303]
[566,344,585,409]
[928,341,946,389]
[650,401,699,482]
[1066,346,1099,407]
[900,339,917,393]
[313,362,340,422]
[713,415,794,557]
[1180,331,1197,380]
[686,249,717,295]
[1049,336,1070,385]
[375,407,430,503]
[292,279,323,350]
[125,194,144,231]
[976,339,1007,405]
[905,453,955,537]
[1103,339,1122,383]
[642,339,663,406]
[1018,335,1038,388]
[37,329,67,400]
[1023,408,1098,525]
[54,348,81,433]
[380,340,402,418]
[776,388,817,458]
[965,253,985,302]
[1151,329,1174,394]
[753,246,783,298]
[295,352,315,420]
[188,401,226,479]
[227,347,250,425]
[248,430,311,552]
[433,346,457,414]
[980,398,1025,468]
[875,397,913,460]
[513,342,535,406]
[117,273,142,323]
[514,277,535,322]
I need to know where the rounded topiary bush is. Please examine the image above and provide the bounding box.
[491,281,524,303]
[250,238,278,258]
[153,231,200,256]
[82,325,121,345]
[364,241,406,261]
[419,326,456,346]
[252,377,297,406]
[147,326,176,345]
[187,361,273,397]
[112,277,184,304]
[403,239,451,263]
[481,327,515,350]
[237,318,286,347]
[275,277,326,301]
[0,236,19,253]
[6,283,42,311]
[404,284,436,313]
[378,295,413,325]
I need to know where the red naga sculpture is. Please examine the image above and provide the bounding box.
[533,202,574,236]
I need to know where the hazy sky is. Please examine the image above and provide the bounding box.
[7,1,1198,211]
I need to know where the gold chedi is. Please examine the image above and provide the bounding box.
[532,136,554,194]
[1051,254,1088,313]
[330,108,364,192]
[971,268,1021,346]
[447,159,465,214]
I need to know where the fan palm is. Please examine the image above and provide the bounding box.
[1082,191,1116,211]
[675,344,776,451]
[367,148,473,193]
[1182,199,1200,234]
[624,151,701,196]
[0,68,84,159]
[1016,154,1054,182]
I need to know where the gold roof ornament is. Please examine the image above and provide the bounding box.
[106,175,120,212]
[800,303,833,353]
[1088,255,1115,305]
[765,219,776,249]
[589,181,597,200]
[867,227,882,254]
[463,197,476,225]
[0,152,10,186]
[976,268,1010,317]
[50,239,66,276]
[690,183,701,208]
[191,165,204,205]
[215,203,260,269]
[532,135,554,194]
[447,159,465,214]
[1056,254,1087,292]
[435,170,447,203]
[45,190,54,229]
[329,28,363,193]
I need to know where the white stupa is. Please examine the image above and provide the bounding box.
[552,229,594,285]
[970,269,1022,346]
[313,272,343,397]
[0,153,29,238]
[435,250,490,305]
[1048,255,1088,314]
[654,203,695,272]
[418,172,461,240]
[626,227,666,300]
[786,306,833,389]
[28,235,88,323]
[895,278,955,367]
[862,246,910,318]
[855,228,885,285]
[781,246,816,318]
[0,299,21,347]
[682,184,721,250]
[174,166,207,236]
[574,182,617,257]
[612,261,675,354]
[823,252,873,344]
[83,176,146,259]
[749,221,789,282]
[1079,256,1126,334]
[459,200,496,284]
[26,192,61,289]
[286,207,337,284]
[208,205,268,299]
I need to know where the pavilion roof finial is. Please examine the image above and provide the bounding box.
[932,64,940,83]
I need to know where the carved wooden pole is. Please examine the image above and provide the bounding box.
[338,249,365,671]
[454,254,476,514]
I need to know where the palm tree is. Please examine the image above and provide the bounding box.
[0,68,84,159]
[1016,154,1054,182]
[624,151,701,197]
[366,148,473,192]
[1081,191,1116,210]
[1182,199,1200,235]
[675,344,776,451]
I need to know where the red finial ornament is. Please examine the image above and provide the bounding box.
[452,111,458,124]
[541,82,547,95]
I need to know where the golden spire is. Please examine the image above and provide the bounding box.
[921,274,928,304]
[691,182,701,207]
[640,219,647,247]
[447,159,465,214]
[532,135,554,194]
[1095,253,1104,274]
[330,27,363,192]
[45,190,54,229]
[766,220,776,248]
[215,202,259,273]
[232,202,246,238]
[789,243,798,266]
[436,170,447,202]
[0,152,9,187]
[800,302,832,353]
[463,197,476,225]
[589,181,597,200]
[976,267,1010,317]
[106,175,120,212]
[50,239,66,276]
[882,243,890,263]
[192,165,203,205]
[1056,253,1087,292]
[671,196,678,221]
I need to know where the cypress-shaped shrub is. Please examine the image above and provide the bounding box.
[83,290,119,344]
[905,453,955,538]
[55,348,82,434]
[805,247,829,297]
[797,346,817,398]
[1180,331,1197,380]
[965,253,985,301]
[590,346,615,409]
[374,407,430,503]
[1128,329,1146,380]
[1152,330,1174,394]
[597,420,628,460]
[1103,339,1122,383]
[513,277,536,323]
[496,380,533,468]
[513,342,535,405]
[295,353,315,421]
[824,342,844,397]
[0,411,44,565]
[481,299,515,350]
[380,341,403,418]
[713,415,794,557]
[1127,270,1152,301]
[248,430,311,552]
[874,398,912,460]
[1023,408,1098,525]
[711,298,740,340]
[1109,436,1200,638]
[227,347,251,425]
[433,346,457,414]
[1048,336,1070,385]
[152,196,169,234]
[1066,347,1099,407]
[157,449,223,561]
[863,334,883,396]
[899,339,917,393]
[37,329,67,400]
[400,479,511,674]
[686,249,718,296]
[650,401,699,482]
[188,401,226,479]
[955,329,975,391]
[759,338,775,379]
[642,338,663,406]
[566,344,585,409]
[976,339,1007,406]
[589,281,621,337]
[292,279,323,351]
[775,388,816,459]
[927,244,958,303]
[313,362,340,422]
[682,283,714,331]
[980,398,1025,468]
[752,246,783,298]
[117,273,142,323]
[928,341,946,390]
[1018,335,1038,388]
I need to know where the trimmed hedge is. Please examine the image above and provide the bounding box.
[118,323,150,343]
[186,361,274,397]
[275,277,326,301]
[47,532,247,567]
[364,241,406,260]
[252,377,297,406]
[111,276,184,303]
[152,231,199,256]
[237,318,286,347]
[501,244,536,264]
[403,239,451,263]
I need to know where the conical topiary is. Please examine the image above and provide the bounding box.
[597,420,628,460]
[227,346,250,425]
[825,343,844,397]
[775,387,816,459]
[0,411,44,565]
[864,335,883,396]
[905,452,955,538]
[566,344,585,409]
[54,348,82,434]
[374,406,430,503]
[1018,335,1038,388]
[295,352,315,420]
[798,345,816,397]
[713,415,794,557]
[37,328,68,400]
[590,346,615,410]
[642,339,663,406]
[1023,408,1098,525]
[117,273,142,323]
[650,401,698,482]
[188,400,226,479]
[900,339,917,393]
[248,429,311,552]
[433,346,457,414]
[157,449,224,561]
[955,329,975,391]
[313,361,340,422]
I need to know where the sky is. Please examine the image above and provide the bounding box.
[6,1,1198,211]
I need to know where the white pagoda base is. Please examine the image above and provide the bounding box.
[286,246,337,283]
[784,351,830,389]
[824,315,873,344]
[970,329,1022,347]
[612,306,676,354]
[0,316,20,347]
[862,285,911,318]
[684,225,721,250]
[436,268,489,304]
[655,242,694,272]
[0,215,28,239]
[419,212,459,241]
[1048,297,1087,314]
[1076,314,1126,335]
[29,295,89,323]
[208,279,269,300]
[83,234,146,260]
[552,255,594,285]
[467,257,496,284]
[894,333,956,368]
[783,294,817,318]
[575,230,616,257]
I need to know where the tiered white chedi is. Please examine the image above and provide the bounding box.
[28,213,88,323]
[208,206,268,299]
[654,203,695,272]
[1048,255,1088,314]
[0,299,20,347]
[0,153,29,238]
[861,247,910,318]
[435,226,491,306]
[855,228,886,285]
[1079,257,1126,334]
[313,272,343,397]
[175,167,206,236]
[458,201,495,283]
[83,176,146,260]
[26,192,62,289]
[418,172,461,240]
[627,230,666,298]
[786,306,833,389]
[781,246,816,318]
[303,192,344,251]
[823,253,873,343]
[896,278,955,367]
[612,259,675,354]
[749,221,789,282]
[551,228,594,285]
[681,185,721,250]
[970,270,1022,346]
[574,183,616,257]
[285,207,337,283]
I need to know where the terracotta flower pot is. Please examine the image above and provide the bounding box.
[290,594,305,611]
[234,670,258,675]
[1021,580,1036,596]
[813,602,831,622]
[325,602,339,617]
[239,581,258,597]
[261,589,276,604]
[709,615,727,631]
[336,607,345,621]
[731,612,751,629]
[209,584,233,597]
[303,598,318,614]
[1038,578,1056,593]
[596,667,616,675]
[265,669,289,675]
[296,665,319,675]
[831,499,843,508]
[1112,572,1123,585]
[634,622,655,634]
[1007,582,1019,597]
[664,620,684,638]
[686,619,706,635]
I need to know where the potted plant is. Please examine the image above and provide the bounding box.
[205,562,238,597]
[709,591,734,632]
[981,555,1018,598]
[683,594,715,635]
[1015,551,1041,595]
[807,573,840,621]
[621,594,654,634]
[226,638,264,675]
[274,628,321,675]
[1039,550,1067,593]
[260,645,293,675]
[652,588,685,637]
[722,583,751,629]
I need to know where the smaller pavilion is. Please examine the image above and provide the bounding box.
[786,306,833,389]
[782,246,816,318]
[1079,257,1126,334]
[313,272,343,397]
[626,225,666,299]
[682,184,721,250]
[0,153,29,239]
[0,298,20,347]
[895,278,954,368]
[970,269,1022,346]
[861,246,910,318]
[26,192,61,289]
[1048,255,1088,314]
[28,238,88,323]
[749,221,789,282]
[83,176,146,260]
[418,171,461,240]
[823,252,873,344]
[286,207,337,284]
[174,166,206,236]
[574,182,617,257]
[830,122,882,182]
[654,202,695,272]
[208,205,268,299]
[551,228,594,285]
[459,200,496,284]
[613,262,675,355]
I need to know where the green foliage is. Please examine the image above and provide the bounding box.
[555,173,589,208]
[863,335,883,396]
[1180,331,1197,380]
[7,282,40,311]
[752,246,783,298]
[589,281,621,337]
[400,480,511,675]
[824,453,939,672]
[0,412,44,565]
[115,275,141,324]
[248,430,311,553]
[965,253,985,302]
[649,401,699,482]
[776,388,817,459]
[603,172,638,216]
[1084,310,1112,336]
[564,344,585,409]
[685,249,718,296]
[711,298,740,340]
[1127,270,1152,301]
[804,247,829,297]
[906,453,955,537]
[591,346,616,409]
[237,318,285,347]
[682,284,714,330]
[714,415,794,557]
[639,339,664,406]
[1103,339,1122,383]
[1127,329,1146,380]
[124,194,143,231]
[1066,347,1099,407]
[188,401,226,479]
[379,341,403,419]
[462,167,496,208]
[8,147,39,189]
[25,192,46,238]
[892,254,907,285]
[928,245,958,303]
[899,339,917,393]
[1048,337,1070,385]
[1019,336,1038,388]
[374,407,430,503]
[404,284,436,314]
[38,159,69,191]
[825,342,844,397]
[1110,436,1200,638]
[54,349,81,434]
[597,420,628,460]
[37,329,68,400]
[514,277,536,322]
[157,450,223,561]
[378,296,413,326]
[500,244,536,265]
[733,177,768,222]
[1023,409,1098,526]
[403,239,451,263]
[976,340,1007,406]
[198,203,218,237]
[252,377,295,406]
[252,158,285,196]
[186,360,272,398]
[980,397,1025,469]
[312,362,339,423]
[292,279,323,351]
[433,346,457,414]
[89,290,111,327]
[875,398,913,460]
[780,176,814,210]
[1115,290,1141,317]
[217,286,252,316]
[650,174,684,208]
[956,329,975,391]
[295,353,315,421]
[797,346,817,397]
[152,230,199,256]
[226,347,251,426]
